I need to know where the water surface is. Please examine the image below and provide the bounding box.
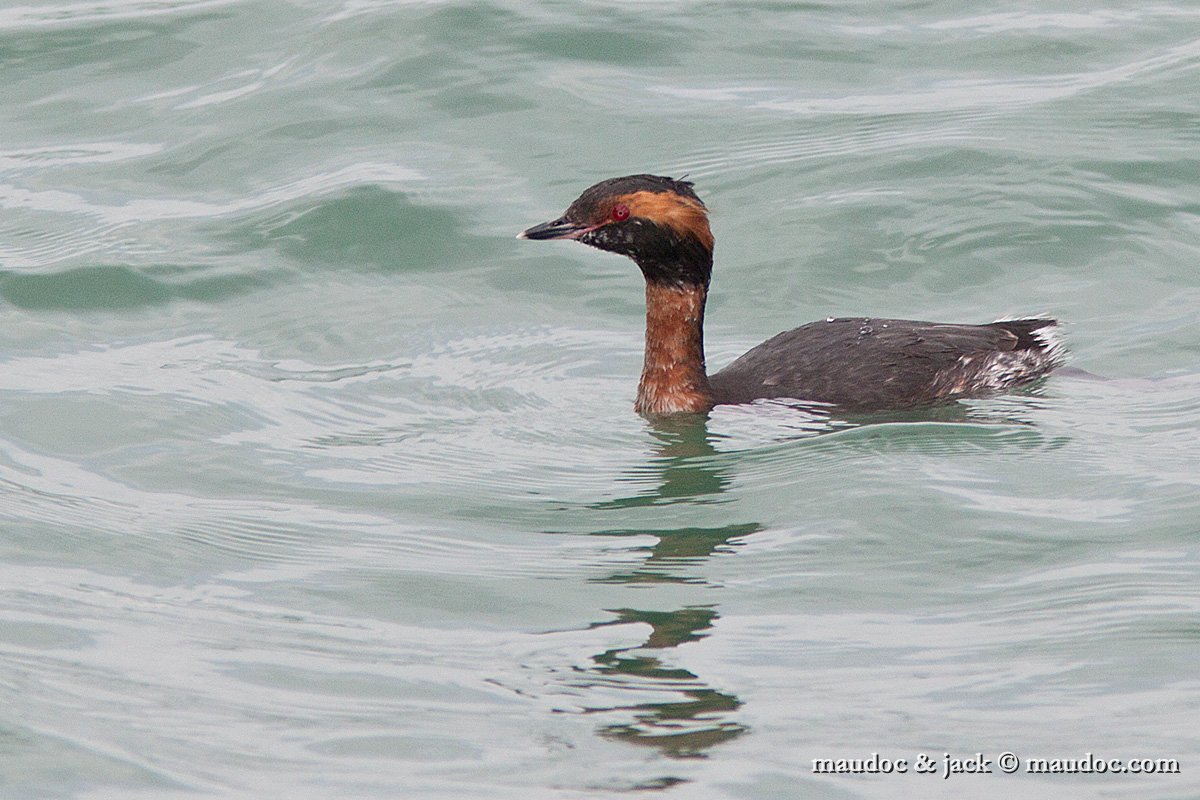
[2,2,1199,798]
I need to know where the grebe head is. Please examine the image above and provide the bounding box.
[518,174,714,287]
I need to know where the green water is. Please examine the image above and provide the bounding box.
[2,2,1199,798]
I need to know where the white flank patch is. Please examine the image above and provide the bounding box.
[1030,323,1068,366]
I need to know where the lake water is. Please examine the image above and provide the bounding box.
[2,2,1199,798]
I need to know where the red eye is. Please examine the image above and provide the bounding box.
[610,203,630,222]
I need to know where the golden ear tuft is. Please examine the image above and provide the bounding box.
[618,190,713,251]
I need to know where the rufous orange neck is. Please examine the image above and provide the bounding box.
[635,281,714,415]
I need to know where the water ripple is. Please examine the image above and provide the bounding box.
[0,0,236,31]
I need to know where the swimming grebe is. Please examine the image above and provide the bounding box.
[518,174,1065,415]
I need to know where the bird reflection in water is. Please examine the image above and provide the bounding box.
[564,399,1055,761]
[572,417,755,759]
[583,606,745,758]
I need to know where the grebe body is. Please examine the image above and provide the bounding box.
[519,174,1064,416]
